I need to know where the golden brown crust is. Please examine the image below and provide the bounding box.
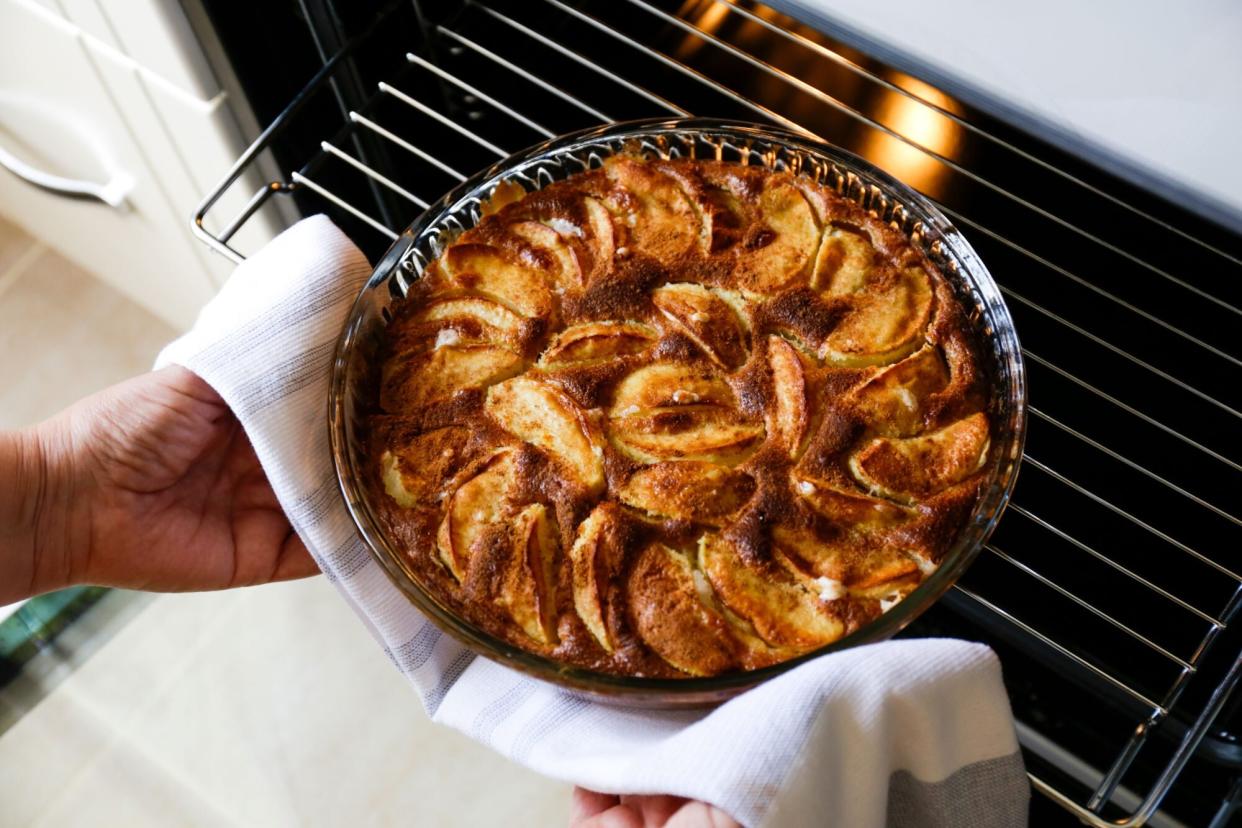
[364,156,992,678]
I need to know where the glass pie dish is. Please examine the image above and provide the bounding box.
[328,118,1026,705]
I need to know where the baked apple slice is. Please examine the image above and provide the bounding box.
[791,178,834,226]
[602,156,702,260]
[627,543,740,676]
[481,178,527,215]
[380,343,524,412]
[732,179,821,294]
[609,363,764,464]
[436,449,519,581]
[811,225,875,293]
[568,502,624,652]
[610,363,736,413]
[504,191,614,279]
[790,472,907,526]
[539,321,657,367]
[380,425,471,508]
[772,540,846,599]
[610,408,764,465]
[414,295,527,345]
[485,376,605,494]
[819,265,934,367]
[498,503,559,645]
[694,184,747,254]
[847,554,921,593]
[850,411,990,501]
[581,196,617,273]
[771,522,849,582]
[777,539,920,613]
[442,243,554,318]
[508,220,584,289]
[767,336,812,458]
[851,345,949,435]
[651,160,751,254]
[617,461,755,525]
[772,517,922,612]
[698,534,843,650]
[849,563,922,616]
[651,283,750,370]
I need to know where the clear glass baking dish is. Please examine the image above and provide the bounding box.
[329,118,1027,705]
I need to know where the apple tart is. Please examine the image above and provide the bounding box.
[365,155,991,677]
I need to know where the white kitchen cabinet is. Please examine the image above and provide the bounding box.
[0,0,279,329]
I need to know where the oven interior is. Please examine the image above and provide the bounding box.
[189,1,1242,825]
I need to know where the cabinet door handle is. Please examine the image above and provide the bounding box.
[0,93,134,208]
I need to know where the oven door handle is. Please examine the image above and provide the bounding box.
[0,143,134,208]
[0,92,134,209]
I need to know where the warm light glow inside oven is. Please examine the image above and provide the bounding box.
[861,75,962,197]
[674,0,732,59]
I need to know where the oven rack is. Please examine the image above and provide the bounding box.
[192,1,1242,824]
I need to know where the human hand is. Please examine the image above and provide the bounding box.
[1,366,316,602]
[570,788,741,828]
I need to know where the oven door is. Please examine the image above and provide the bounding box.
[187,1,1242,825]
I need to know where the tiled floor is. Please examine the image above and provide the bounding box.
[0,215,572,825]
[0,214,176,430]
[1,580,572,827]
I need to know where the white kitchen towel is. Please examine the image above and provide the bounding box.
[158,215,1029,828]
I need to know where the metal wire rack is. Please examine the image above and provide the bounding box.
[193,1,1242,824]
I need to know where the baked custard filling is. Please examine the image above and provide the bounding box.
[365,155,991,677]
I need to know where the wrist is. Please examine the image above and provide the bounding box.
[0,419,82,602]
